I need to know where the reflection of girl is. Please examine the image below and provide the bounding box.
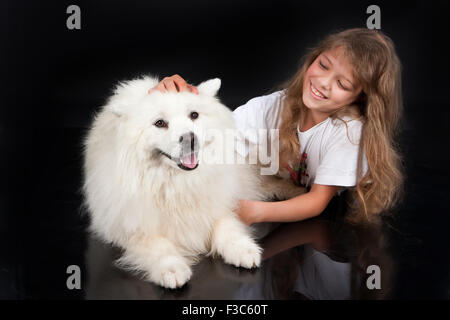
[150,28,404,225]
[233,200,394,299]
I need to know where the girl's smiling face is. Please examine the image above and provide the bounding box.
[302,46,362,115]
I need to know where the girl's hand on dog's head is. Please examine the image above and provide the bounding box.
[148,74,199,95]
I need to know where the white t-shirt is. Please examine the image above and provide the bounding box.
[232,90,368,189]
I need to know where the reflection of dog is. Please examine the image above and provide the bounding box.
[82,76,305,288]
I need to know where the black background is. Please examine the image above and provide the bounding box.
[1,0,449,299]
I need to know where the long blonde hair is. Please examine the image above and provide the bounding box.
[277,28,404,224]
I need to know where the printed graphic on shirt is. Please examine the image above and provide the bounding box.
[284,152,309,188]
[299,152,309,187]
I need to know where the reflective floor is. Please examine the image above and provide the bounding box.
[85,217,394,300]
[1,124,449,299]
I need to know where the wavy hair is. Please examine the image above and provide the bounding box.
[276,28,404,223]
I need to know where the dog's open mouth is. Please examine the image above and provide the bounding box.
[159,150,199,171]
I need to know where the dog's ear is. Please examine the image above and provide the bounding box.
[105,76,160,117]
[104,81,131,117]
[197,78,221,97]
[105,97,126,117]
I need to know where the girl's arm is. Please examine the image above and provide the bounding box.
[236,184,339,225]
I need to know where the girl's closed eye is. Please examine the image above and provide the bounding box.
[338,80,349,90]
[319,59,350,90]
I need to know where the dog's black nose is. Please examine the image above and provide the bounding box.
[179,132,195,144]
[179,132,198,153]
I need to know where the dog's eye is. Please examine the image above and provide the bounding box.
[190,112,199,120]
[154,119,168,128]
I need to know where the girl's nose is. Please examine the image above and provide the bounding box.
[318,78,331,91]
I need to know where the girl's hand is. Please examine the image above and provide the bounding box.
[234,200,264,226]
[148,74,199,94]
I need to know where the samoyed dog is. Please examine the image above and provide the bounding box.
[82,76,304,289]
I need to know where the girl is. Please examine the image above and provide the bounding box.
[148,28,404,225]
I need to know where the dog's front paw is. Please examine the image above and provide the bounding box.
[150,255,192,289]
[221,237,261,269]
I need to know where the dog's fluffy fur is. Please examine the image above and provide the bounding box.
[82,76,305,288]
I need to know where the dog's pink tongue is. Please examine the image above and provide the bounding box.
[181,153,198,168]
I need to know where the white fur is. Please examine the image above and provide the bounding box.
[82,75,305,288]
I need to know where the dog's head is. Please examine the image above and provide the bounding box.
[104,76,235,171]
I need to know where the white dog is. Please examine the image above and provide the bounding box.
[82,76,304,288]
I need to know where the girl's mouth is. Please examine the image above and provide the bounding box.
[310,82,327,100]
